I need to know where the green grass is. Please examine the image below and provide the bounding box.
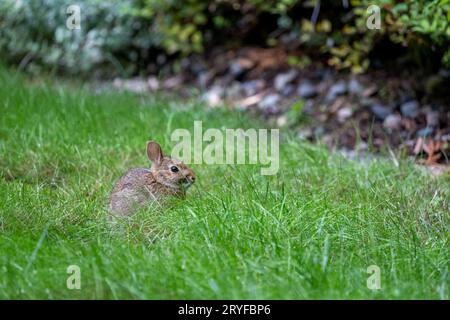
[0,67,449,299]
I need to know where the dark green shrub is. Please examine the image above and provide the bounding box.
[1,0,449,75]
[0,0,151,76]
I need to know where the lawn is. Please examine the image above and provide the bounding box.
[0,68,448,299]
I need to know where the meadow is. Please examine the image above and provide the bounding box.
[0,68,448,299]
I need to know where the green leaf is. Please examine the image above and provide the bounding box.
[392,3,408,15]
[290,100,304,113]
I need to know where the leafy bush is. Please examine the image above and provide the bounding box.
[0,0,151,76]
[131,0,299,54]
[274,0,450,72]
[1,0,449,75]
[350,0,450,71]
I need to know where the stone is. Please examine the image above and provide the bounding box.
[259,93,280,110]
[198,71,214,88]
[202,86,223,107]
[163,76,183,89]
[297,128,313,140]
[303,99,315,114]
[274,69,298,91]
[113,77,148,93]
[297,81,317,99]
[229,58,254,77]
[426,110,440,127]
[348,78,363,95]
[337,106,353,122]
[441,133,450,141]
[229,61,244,77]
[417,127,434,137]
[241,80,265,96]
[360,98,377,108]
[314,126,325,137]
[147,76,159,91]
[313,68,333,81]
[400,100,420,118]
[362,85,378,97]
[276,115,288,127]
[280,84,295,96]
[370,103,393,120]
[326,80,347,102]
[226,82,243,100]
[383,114,402,130]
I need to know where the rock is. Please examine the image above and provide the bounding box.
[297,128,313,140]
[400,100,420,118]
[337,106,353,123]
[113,77,148,93]
[426,110,440,127]
[147,76,159,91]
[202,86,223,107]
[348,78,363,95]
[318,113,328,122]
[163,76,183,89]
[314,126,325,137]
[198,71,214,88]
[383,114,402,130]
[280,84,295,96]
[356,141,368,152]
[274,69,298,91]
[339,149,357,160]
[326,80,347,102]
[313,68,333,81]
[422,164,450,178]
[370,103,393,120]
[276,115,288,127]
[241,80,265,96]
[259,93,280,110]
[229,61,244,77]
[226,82,242,100]
[112,78,122,88]
[416,127,434,137]
[362,85,378,97]
[297,81,317,99]
[303,99,315,114]
[361,97,378,108]
[229,58,254,78]
[329,97,346,113]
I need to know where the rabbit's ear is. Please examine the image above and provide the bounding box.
[147,141,164,164]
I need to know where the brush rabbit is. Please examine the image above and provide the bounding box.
[109,141,196,216]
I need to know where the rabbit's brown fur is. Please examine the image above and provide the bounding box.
[109,141,196,216]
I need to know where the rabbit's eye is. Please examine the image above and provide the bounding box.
[170,166,179,173]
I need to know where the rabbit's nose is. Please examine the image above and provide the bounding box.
[187,175,195,183]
